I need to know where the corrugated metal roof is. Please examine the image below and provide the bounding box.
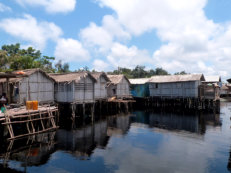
[204,76,221,82]
[107,75,130,85]
[49,72,96,83]
[148,74,204,83]
[129,78,150,84]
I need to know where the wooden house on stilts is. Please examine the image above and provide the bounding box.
[107,75,131,99]
[0,68,55,104]
[49,72,96,103]
[148,74,205,99]
[146,74,220,111]
[91,72,110,101]
[49,72,97,118]
[0,69,59,140]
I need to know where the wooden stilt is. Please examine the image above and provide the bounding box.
[1,106,59,140]
[91,102,95,123]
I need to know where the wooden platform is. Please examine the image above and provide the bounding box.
[0,105,59,140]
[107,99,136,103]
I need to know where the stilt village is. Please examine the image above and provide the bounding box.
[0,68,223,140]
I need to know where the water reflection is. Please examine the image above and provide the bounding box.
[0,105,229,173]
[56,121,109,158]
[0,132,56,172]
[131,111,221,134]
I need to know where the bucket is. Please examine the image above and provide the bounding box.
[32,100,38,110]
[26,101,33,110]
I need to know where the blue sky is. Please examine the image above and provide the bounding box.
[0,0,231,78]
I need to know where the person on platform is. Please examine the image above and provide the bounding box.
[0,93,8,104]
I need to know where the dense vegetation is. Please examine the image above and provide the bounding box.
[0,43,70,73]
[107,66,188,79]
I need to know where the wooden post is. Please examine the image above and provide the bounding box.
[83,103,85,116]
[91,102,95,123]
[6,78,11,104]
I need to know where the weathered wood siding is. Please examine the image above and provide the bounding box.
[19,71,54,103]
[54,82,74,103]
[74,76,94,103]
[94,76,107,100]
[107,84,117,98]
[55,76,95,103]
[116,77,130,98]
[149,81,201,98]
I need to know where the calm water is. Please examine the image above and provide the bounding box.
[1,102,231,173]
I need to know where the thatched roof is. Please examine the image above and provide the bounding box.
[0,73,26,78]
[0,68,54,83]
[107,75,130,85]
[49,72,96,83]
[148,74,205,83]
[91,72,110,82]
[129,78,150,85]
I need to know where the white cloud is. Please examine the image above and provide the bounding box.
[80,15,130,52]
[97,0,208,36]
[106,42,153,69]
[93,59,109,71]
[54,38,90,62]
[96,0,231,78]
[102,15,130,41]
[80,22,113,52]
[0,14,62,50]
[15,0,76,13]
[0,3,11,12]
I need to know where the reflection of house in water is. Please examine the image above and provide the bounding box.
[56,120,109,158]
[131,111,222,134]
[0,114,132,168]
[107,115,131,136]
[0,132,56,168]
[149,113,199,133]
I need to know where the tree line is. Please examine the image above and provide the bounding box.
[0,43,188,77]
[107,66,187,78]
[0,43,70,73]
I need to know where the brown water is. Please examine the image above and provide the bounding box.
[0,102,231,173]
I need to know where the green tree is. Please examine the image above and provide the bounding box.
[55,60,70,73]
[131,65,148,78]
[0,50,8,71]
[107,66,170,78]
[0,43,58,72]
[174,71,188,75]
[154,67,169,75]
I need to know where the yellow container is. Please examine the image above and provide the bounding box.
[26,101,33,110]
[32,100,38,110]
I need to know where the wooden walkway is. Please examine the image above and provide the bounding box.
[0,105,59,140]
